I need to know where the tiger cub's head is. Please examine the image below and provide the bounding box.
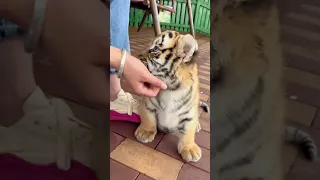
[211,0,275,89]
[138,30,198,89]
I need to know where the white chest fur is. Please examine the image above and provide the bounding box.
[149,86,194,131]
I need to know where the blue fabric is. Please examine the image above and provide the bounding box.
[110,0,131,74]
[0,19,20,42]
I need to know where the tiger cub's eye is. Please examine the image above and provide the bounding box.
[149,46,160,53]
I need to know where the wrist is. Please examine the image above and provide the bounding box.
[110,46,122,70]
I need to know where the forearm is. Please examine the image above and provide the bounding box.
[0,0,35,30]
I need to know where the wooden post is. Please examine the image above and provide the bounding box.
[149,0,161,36]
[187,0,195,38]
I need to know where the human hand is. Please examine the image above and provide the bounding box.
[123,55,167,97]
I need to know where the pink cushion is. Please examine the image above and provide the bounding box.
[0,154,97,180]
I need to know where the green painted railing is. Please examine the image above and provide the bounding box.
[129,0,210,36]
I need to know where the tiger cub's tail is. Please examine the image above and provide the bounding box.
[284,126,318,161]
[199,101,210,113]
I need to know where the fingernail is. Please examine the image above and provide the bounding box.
[161,83,167,89]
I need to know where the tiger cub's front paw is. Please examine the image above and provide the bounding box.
[178,143,202,162]
[134,125,157,143]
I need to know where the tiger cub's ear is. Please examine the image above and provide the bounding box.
[176,34,198,63]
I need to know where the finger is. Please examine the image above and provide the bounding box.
[142,73,167,90]
[138,85,160,98]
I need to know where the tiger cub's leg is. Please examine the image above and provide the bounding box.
[134,100,157,143]
[177,119,202,162]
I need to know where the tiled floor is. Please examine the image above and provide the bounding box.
[109,28,211,180]
[277,0,320,179]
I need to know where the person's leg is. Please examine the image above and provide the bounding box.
[0,36,98,177]
[110,0,131,101]
[110,0,140,122]
[0,36,36,127]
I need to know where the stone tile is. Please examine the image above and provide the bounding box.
[110,131,125,152]
[285,99,317,126]
[195,130,210,150]
[282,143,298,174]
[110,159,139,180]
[177,164,210,180]
[110,138,183,180]
[198,107,204,118]
[199,65,210,70]
[281,28,320,52]
[284,67,320,91]
[110,121,138,138]
[282,43,320,63]
[136,174,155,180]
[311,110,320,129]
[156,134,182,160]
[287,155,320,180]
[198,71,210,76]
[200,93,209,102]
[281,11,320,33]
[281,24,320,41]
[199,117,210,132]
[200,83,210,91]
[286,12,320,28]
[189,148,210,173]
[199,78,210,86]
[156,134,210,172]
[281,30,318,51]
[289,54,320,76]
[200,88,210,96]
[287,122,320,161]
[285,81,320,108]
[200,111,209,121]
[283,53,293,66]
[110,121,164,149]
[301,4,320,16]
[198,74,210,82]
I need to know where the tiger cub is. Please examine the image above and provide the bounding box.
[135,30,203,162]
[212,0,285,180]
[212,0,318,180]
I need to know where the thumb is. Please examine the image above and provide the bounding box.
[143,73,167,90]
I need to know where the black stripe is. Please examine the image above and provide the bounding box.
[149,98,160,109]
[178,106,193,117]
[159,34,165,46]
[253,35,269,63]
[146,106,156,113]
[173,85,193,111]
[168,58,177,73]
[179,118,192,125]
[164,53,173,64]
[178,126,186,134]
[214,108,260,157]
[213,77,264,157]
[156,96,162,109]
[219,146,261,173]
[155,113,159,123]
[169,82,181,91]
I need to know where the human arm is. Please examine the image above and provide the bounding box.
[110,45,167,97]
